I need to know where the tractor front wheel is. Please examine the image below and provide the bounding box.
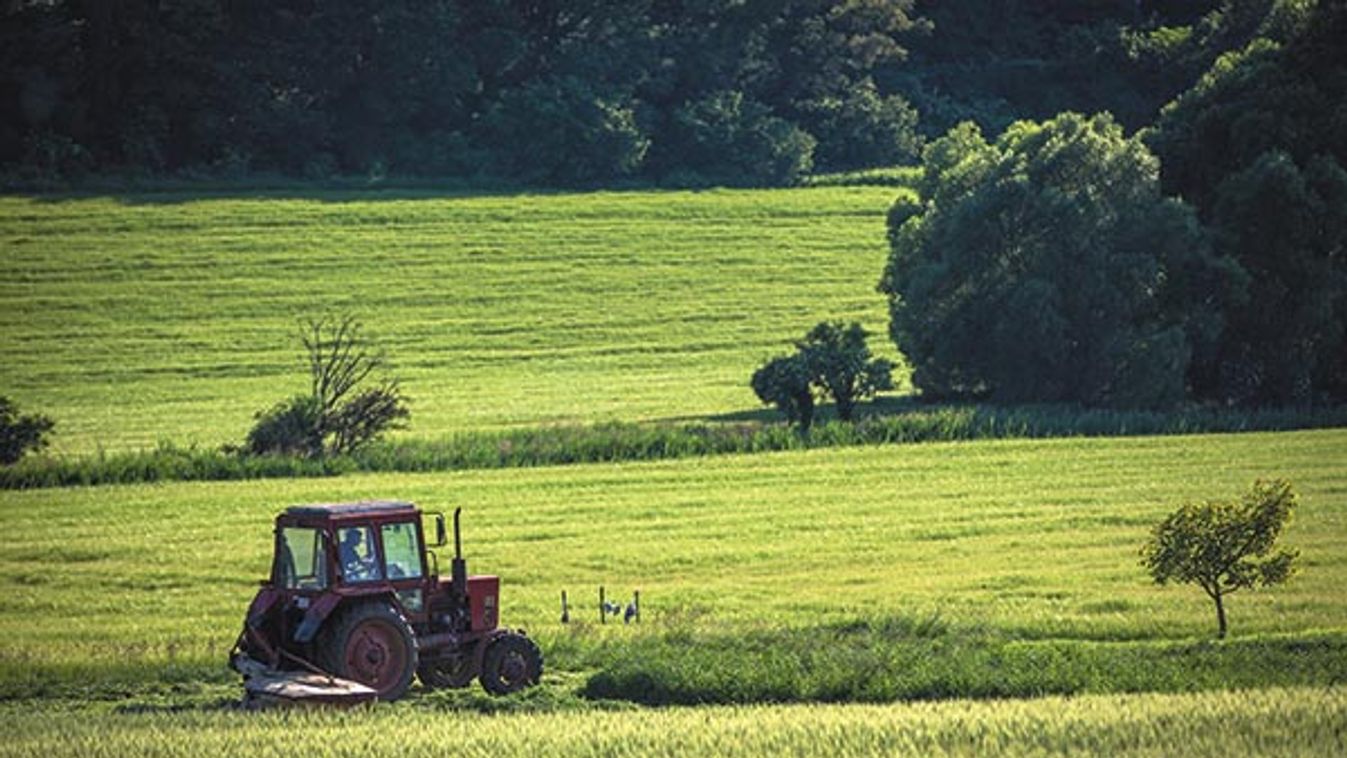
[317,601,418,702]
[479,633,542,696]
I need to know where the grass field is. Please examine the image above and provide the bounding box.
[1,430,1343,700]
[4,686,1344,757]
[3,184,1345,752]
[0,186,904,455]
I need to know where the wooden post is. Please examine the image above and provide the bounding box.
[599,585,606,625]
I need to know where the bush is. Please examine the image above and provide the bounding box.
[246,395,322,458]
[0,396,55,465]
[752,322,894,428]
[244,316,409,458]
[751,355,815,432]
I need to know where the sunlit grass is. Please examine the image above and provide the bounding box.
[0,429,1342,700]
[2,686,1343,757]
[0,186,907,454]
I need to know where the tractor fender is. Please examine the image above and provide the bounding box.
[294,593,344,643]
[245,588,282,629]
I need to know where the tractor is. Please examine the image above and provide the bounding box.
[231,501,542,703]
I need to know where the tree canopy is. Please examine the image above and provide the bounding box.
[0,0,931,185]
[880,112,1237,407]
[3,0,1275,186]
[1146,0,1347,404]
[1141,479,1299,638]
[752,321,892,428]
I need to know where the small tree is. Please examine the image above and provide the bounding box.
[0,396,55,465]
[751,354,816,432]
[752,321,894,428]
[1141,479,1300,639]
[797,322,894,422]
[246,316,409,457]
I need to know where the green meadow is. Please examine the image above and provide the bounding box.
[2,430,1343,696]
[1,430,1345,753]
[0,187,903,455]
[2,185,1345,754]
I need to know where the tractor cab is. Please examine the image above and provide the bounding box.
[232,501,540,703]
[271,501,444,620]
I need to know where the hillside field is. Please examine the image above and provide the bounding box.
[2,430,1344,688]
[0,429,1344,752]
[0,186,904,455]
[3,185,1345,753]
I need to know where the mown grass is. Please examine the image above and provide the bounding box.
[6,402,1344,490]
[0,186,907,455]
[2,686,1344,757]
[1,430,1343,705]
[803,165,924,187]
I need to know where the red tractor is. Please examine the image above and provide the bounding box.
[231,501,542,702]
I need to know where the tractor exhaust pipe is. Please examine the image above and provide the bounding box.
[451,507,467,598]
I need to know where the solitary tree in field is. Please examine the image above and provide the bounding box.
[0,396,55,465]
[797,322,894,422]
[752,321,893,429]
[1141,479,1299,639]
[247,315,409,457]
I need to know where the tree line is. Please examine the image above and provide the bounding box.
[1,0,1274,187]
[882,0,1346,409]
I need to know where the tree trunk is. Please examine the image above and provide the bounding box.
[835,389,854,422]
[1214,591,1228,639]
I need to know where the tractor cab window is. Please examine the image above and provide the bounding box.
[338,526,383,583]
[381,522,424,580]
[277,527,327,590]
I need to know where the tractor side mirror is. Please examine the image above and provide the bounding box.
[431,512,448,548]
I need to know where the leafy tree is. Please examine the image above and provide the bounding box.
[478,76,648,184]
[659,91,817,186]
[246,316,409,457]
[751,354,816,432]
[797,79,923,172]
[1141,479,1299,638]
[880,113,1239,407]
[752,321,892,428]
[797,322,894,422]
[1147,1,1347,404]
[0,396,55,466]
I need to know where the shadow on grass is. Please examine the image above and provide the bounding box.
[6,400,1345,490]
[15,174,780,206]
[672,395,926,425]
[579,622,1347,706]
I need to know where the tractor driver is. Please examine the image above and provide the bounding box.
[339,527,380,582]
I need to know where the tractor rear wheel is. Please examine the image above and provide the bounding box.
[479,633,542,696]
[317,601,418,702]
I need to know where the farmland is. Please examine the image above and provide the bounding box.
[0,187,903,455]
[2,184,1345,754]
[0,430,1345,752]
[2,431,1345,690]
